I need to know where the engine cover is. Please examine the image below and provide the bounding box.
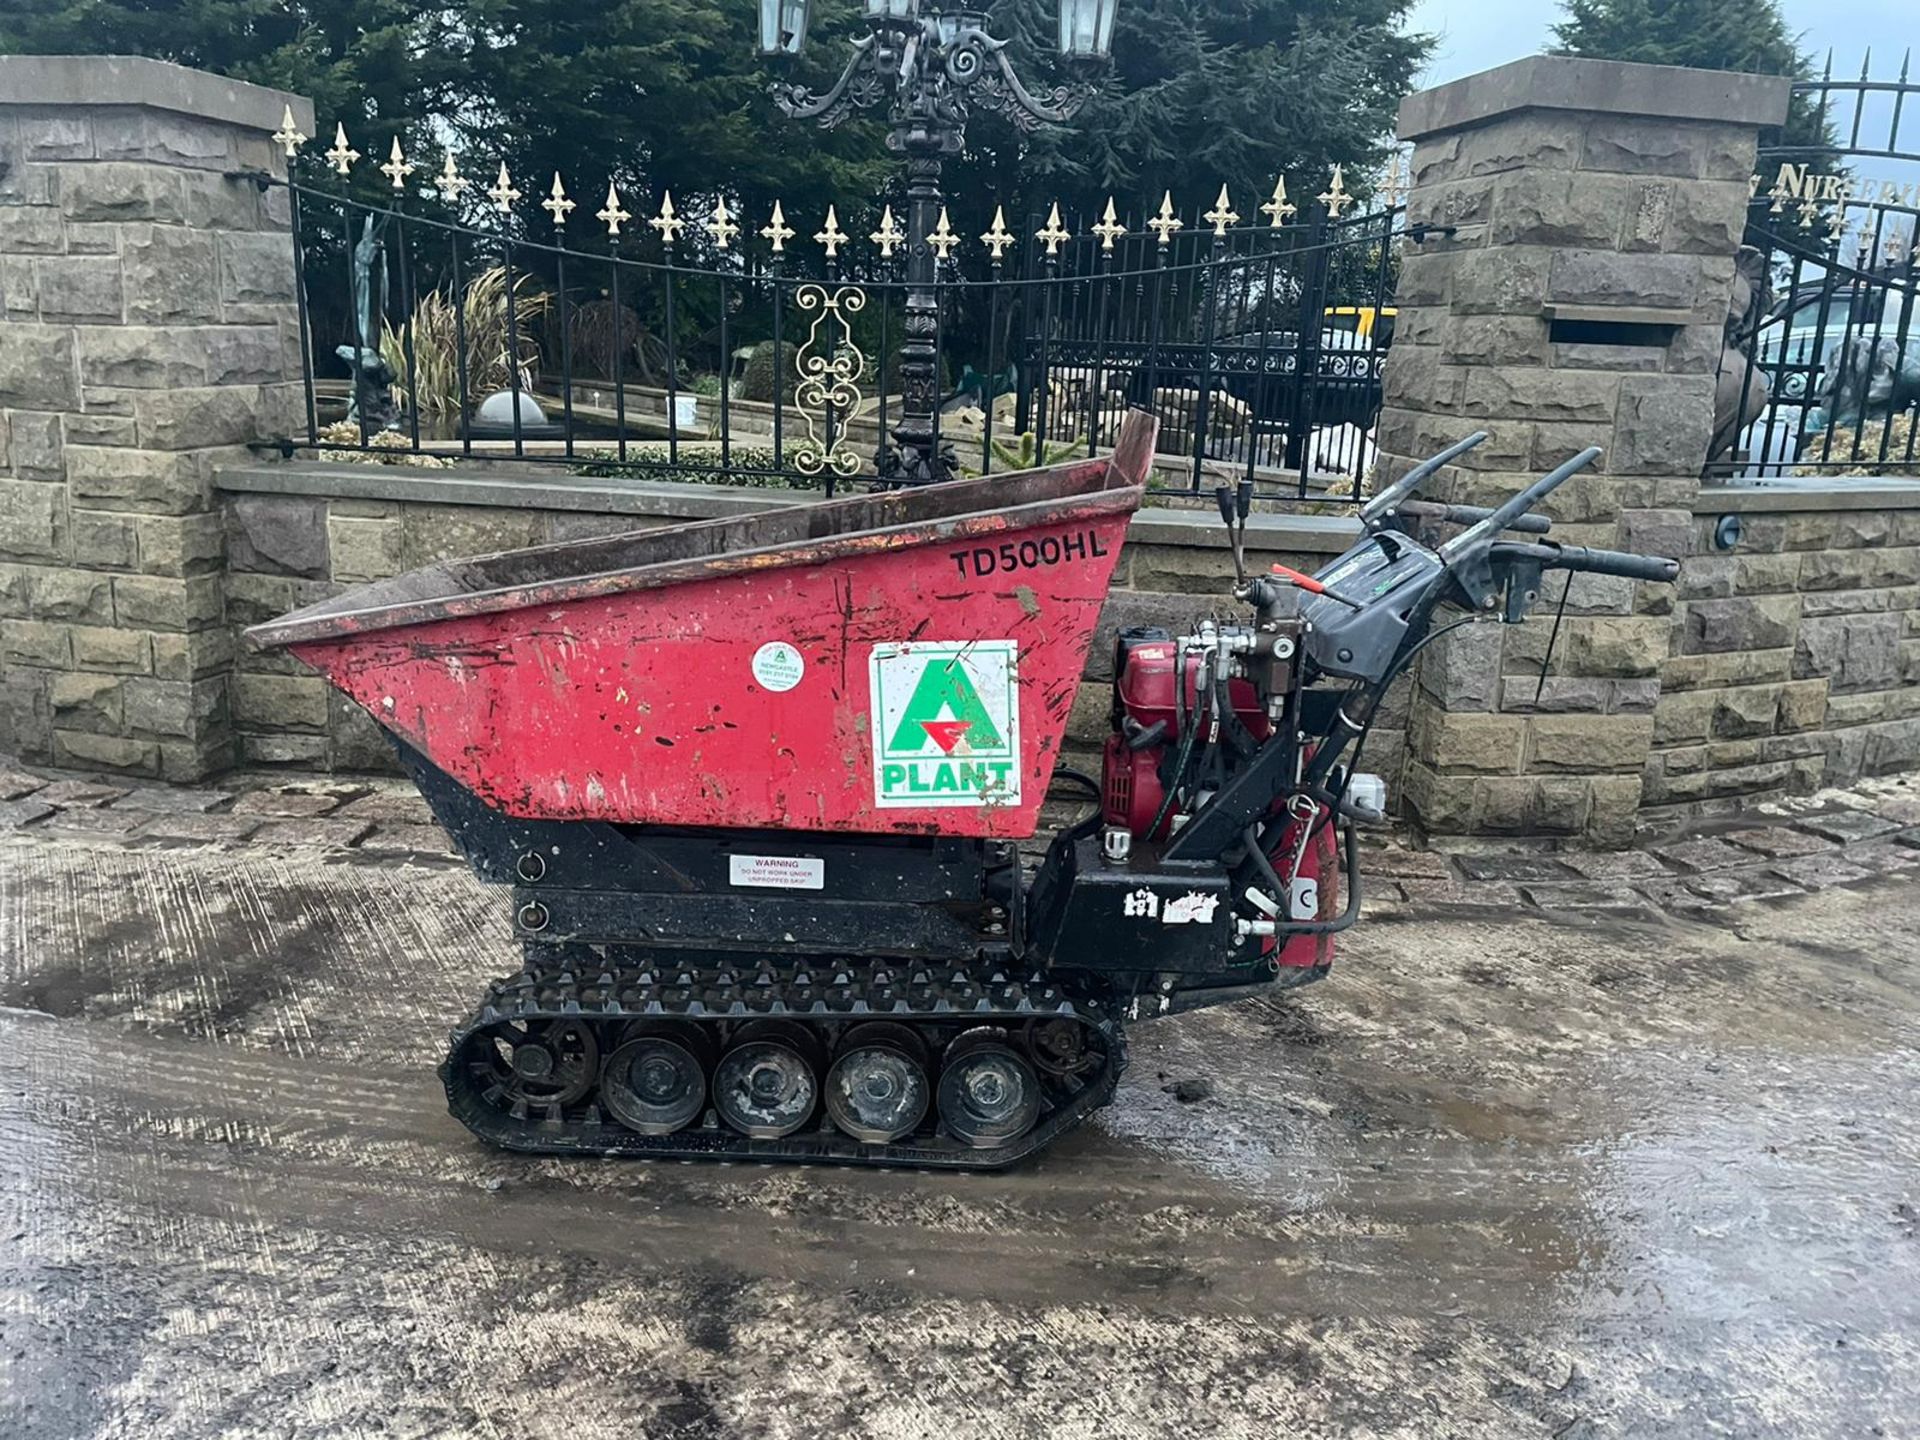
[1101,628,1271,838]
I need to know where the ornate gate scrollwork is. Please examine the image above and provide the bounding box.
[793,283,867,479]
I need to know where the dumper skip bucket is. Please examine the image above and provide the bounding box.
[248,412,1158,839]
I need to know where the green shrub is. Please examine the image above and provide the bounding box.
[988,430,1085,473]
[570,443,816,489]
[739,341,800,403]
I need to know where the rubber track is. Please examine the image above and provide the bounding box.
[439,958,1126,1170]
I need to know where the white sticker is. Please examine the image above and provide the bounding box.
[869,640,1022,809]
[1123,888,1160,918]
[728,854,825,890]
[1289,878,1320,920]
[1161,891,1220,926]
[752,641,806,693]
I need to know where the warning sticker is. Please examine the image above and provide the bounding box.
[868,640,1022,809]
[728,854,825,890]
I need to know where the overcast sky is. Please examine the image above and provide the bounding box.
[1406,0,1913,87]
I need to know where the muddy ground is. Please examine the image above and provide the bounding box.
[0,834,1915,1439]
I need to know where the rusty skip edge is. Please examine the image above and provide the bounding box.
[244,413,1158,652]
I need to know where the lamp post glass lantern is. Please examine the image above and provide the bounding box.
[760,0,1114,484]
[758,0,811,56]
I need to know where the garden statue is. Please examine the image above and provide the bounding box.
[1812,332,1920,436]
[343,214,400,431]
[1707,245,1773,471]
[940,363,1019,414]
[335,343,401,432]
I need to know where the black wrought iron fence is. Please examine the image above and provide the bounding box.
[269,123,1403,504]
[1724,56,1920,480]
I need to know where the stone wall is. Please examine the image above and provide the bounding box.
[0,57,309,780]
[211,464,1379,778]
[1378,56,1793,843]
[1646,484,1920,816]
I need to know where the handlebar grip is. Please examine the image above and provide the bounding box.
[1551,545,1680,583]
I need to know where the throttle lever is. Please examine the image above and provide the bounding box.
[1270,563,1362,610]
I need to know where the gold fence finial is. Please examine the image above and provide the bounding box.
[705,196,740,249]
[1204,184,1239,237]
[1260,177,1295,228]
[815,204,847,259]
[761,200,796,253]
[869,204,904,258]
[1092,197,1126,252]
[596,183,631,237]
[542,173,575,227]
[1318,164,1352,218]
[981,205,1014,260]
[1379,150,1407,208]
[928,206,960,261]
[487,162,521,213]
[651,191,687,244]
[437,153,471,200]
[325,124,359,176]
[1148,191,1183,246]
[272,105,307,159]
[1036,202,1071,257]
[380,136,416,191]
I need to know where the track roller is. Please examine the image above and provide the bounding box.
[600,1023,711,1136]
[825,1022,931,1144]
[937,1028,1041,1148]
[713,1020,822,1139]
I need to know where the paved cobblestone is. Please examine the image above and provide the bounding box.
[34,780,129,808]
[0,799,56,829]
[1397,878,1468,902]
[1845,843,1920,876]
[337,792,437,824]
[1557,849,1670,882]
[358,822,459,857]
[38,808,153,840]
[250,817,372,848]
[1793,811,1905,845]
[136,814,264,844]
[1769,853,1878,889]
[1455,856,1579,883]
[0,770,48,801]
[109,787,234,815]
[1363,849,1457,881]
[231,790,345,819]
[1651,838,1752,874]
[1722,826,1830,859]
[1682,872,1807,905]
[0,757,1915,929]
[1517,883,1655,912]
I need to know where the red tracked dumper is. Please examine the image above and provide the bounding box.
[249,410,1677,1168]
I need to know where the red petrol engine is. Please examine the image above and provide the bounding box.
[1100,625,1336,971]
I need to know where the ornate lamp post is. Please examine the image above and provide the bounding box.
[757,0,1117,484]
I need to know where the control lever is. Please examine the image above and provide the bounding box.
[1214,484,1249,585]
[1269,562,1362,611]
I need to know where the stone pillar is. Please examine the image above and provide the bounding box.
[0,56,309,780]
[1378,56,1790,844]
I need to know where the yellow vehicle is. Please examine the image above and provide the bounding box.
[1324,305,1397,344]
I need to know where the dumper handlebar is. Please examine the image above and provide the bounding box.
[1357,430,1489,524]
[1490,541,1680,585]
[1391,499,1553,535]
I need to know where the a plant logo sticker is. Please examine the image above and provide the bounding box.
[869,640,1021,809]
